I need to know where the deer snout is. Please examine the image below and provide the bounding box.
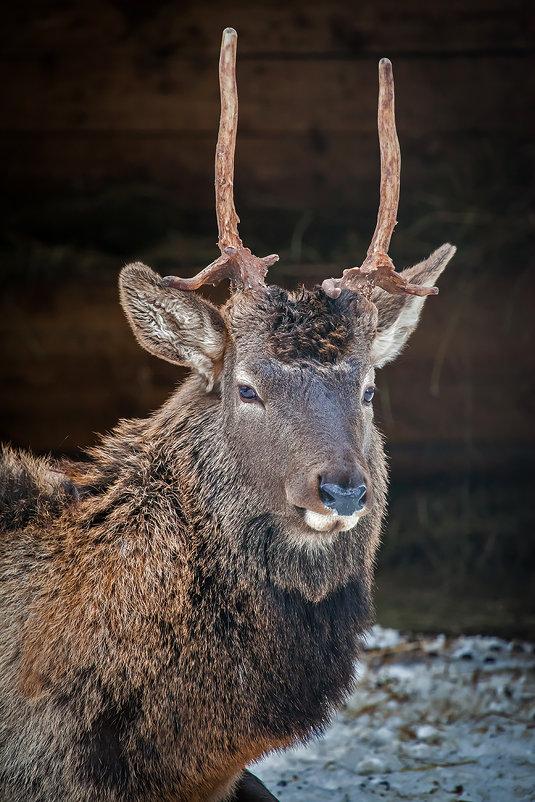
[319,478,367,517]
[285,464,369,519]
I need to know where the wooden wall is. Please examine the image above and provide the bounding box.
[2,0,532,205]
[1,0,534,477]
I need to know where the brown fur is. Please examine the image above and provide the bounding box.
[0,446,78,533]
[0,245,455,801]
[256,287,358,363]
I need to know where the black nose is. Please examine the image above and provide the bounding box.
[318,479,367,517]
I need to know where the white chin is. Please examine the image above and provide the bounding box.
[303,509,363,533]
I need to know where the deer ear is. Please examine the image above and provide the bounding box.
[370,243,456,368]
[119,262,228,389]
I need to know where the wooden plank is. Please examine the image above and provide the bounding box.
[3,0,533,59]
[2,56,529,135]
[1,270,533,460]
[1,128,506,209]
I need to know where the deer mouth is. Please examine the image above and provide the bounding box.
[293,506,365,534]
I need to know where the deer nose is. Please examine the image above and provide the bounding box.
[318,478,367,516]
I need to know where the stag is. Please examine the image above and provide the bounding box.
[0,28,455,802]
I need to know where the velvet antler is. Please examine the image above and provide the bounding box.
[164,28,279,293]
[321,59,438,301]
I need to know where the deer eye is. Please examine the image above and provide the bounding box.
[362,385,376,405]
[238,385,261,404]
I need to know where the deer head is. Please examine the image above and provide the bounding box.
[119,29,455,567]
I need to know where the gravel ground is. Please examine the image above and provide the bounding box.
[253,626,535,801]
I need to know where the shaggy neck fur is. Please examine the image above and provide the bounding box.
[73,378,385,606]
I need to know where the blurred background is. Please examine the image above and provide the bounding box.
[1,0,534,637]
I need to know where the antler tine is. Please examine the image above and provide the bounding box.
[216,27,241,252]
[164,28,278,294]
[364,57,400,266]
[322,59,438,301]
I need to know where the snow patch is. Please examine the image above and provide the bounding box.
[252,625,535,801]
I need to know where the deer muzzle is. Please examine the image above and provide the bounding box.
[285,461,370,533]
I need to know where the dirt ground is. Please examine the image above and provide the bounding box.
[253,625,535,801]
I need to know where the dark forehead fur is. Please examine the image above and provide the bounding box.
[228,286,377,364]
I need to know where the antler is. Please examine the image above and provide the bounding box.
[164,28,279,293]
[322,59,438,301]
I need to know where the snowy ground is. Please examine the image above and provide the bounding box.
[253,626,535,801]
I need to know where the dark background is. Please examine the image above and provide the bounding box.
[1,0,534,637]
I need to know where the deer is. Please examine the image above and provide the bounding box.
[0,27,455,802]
